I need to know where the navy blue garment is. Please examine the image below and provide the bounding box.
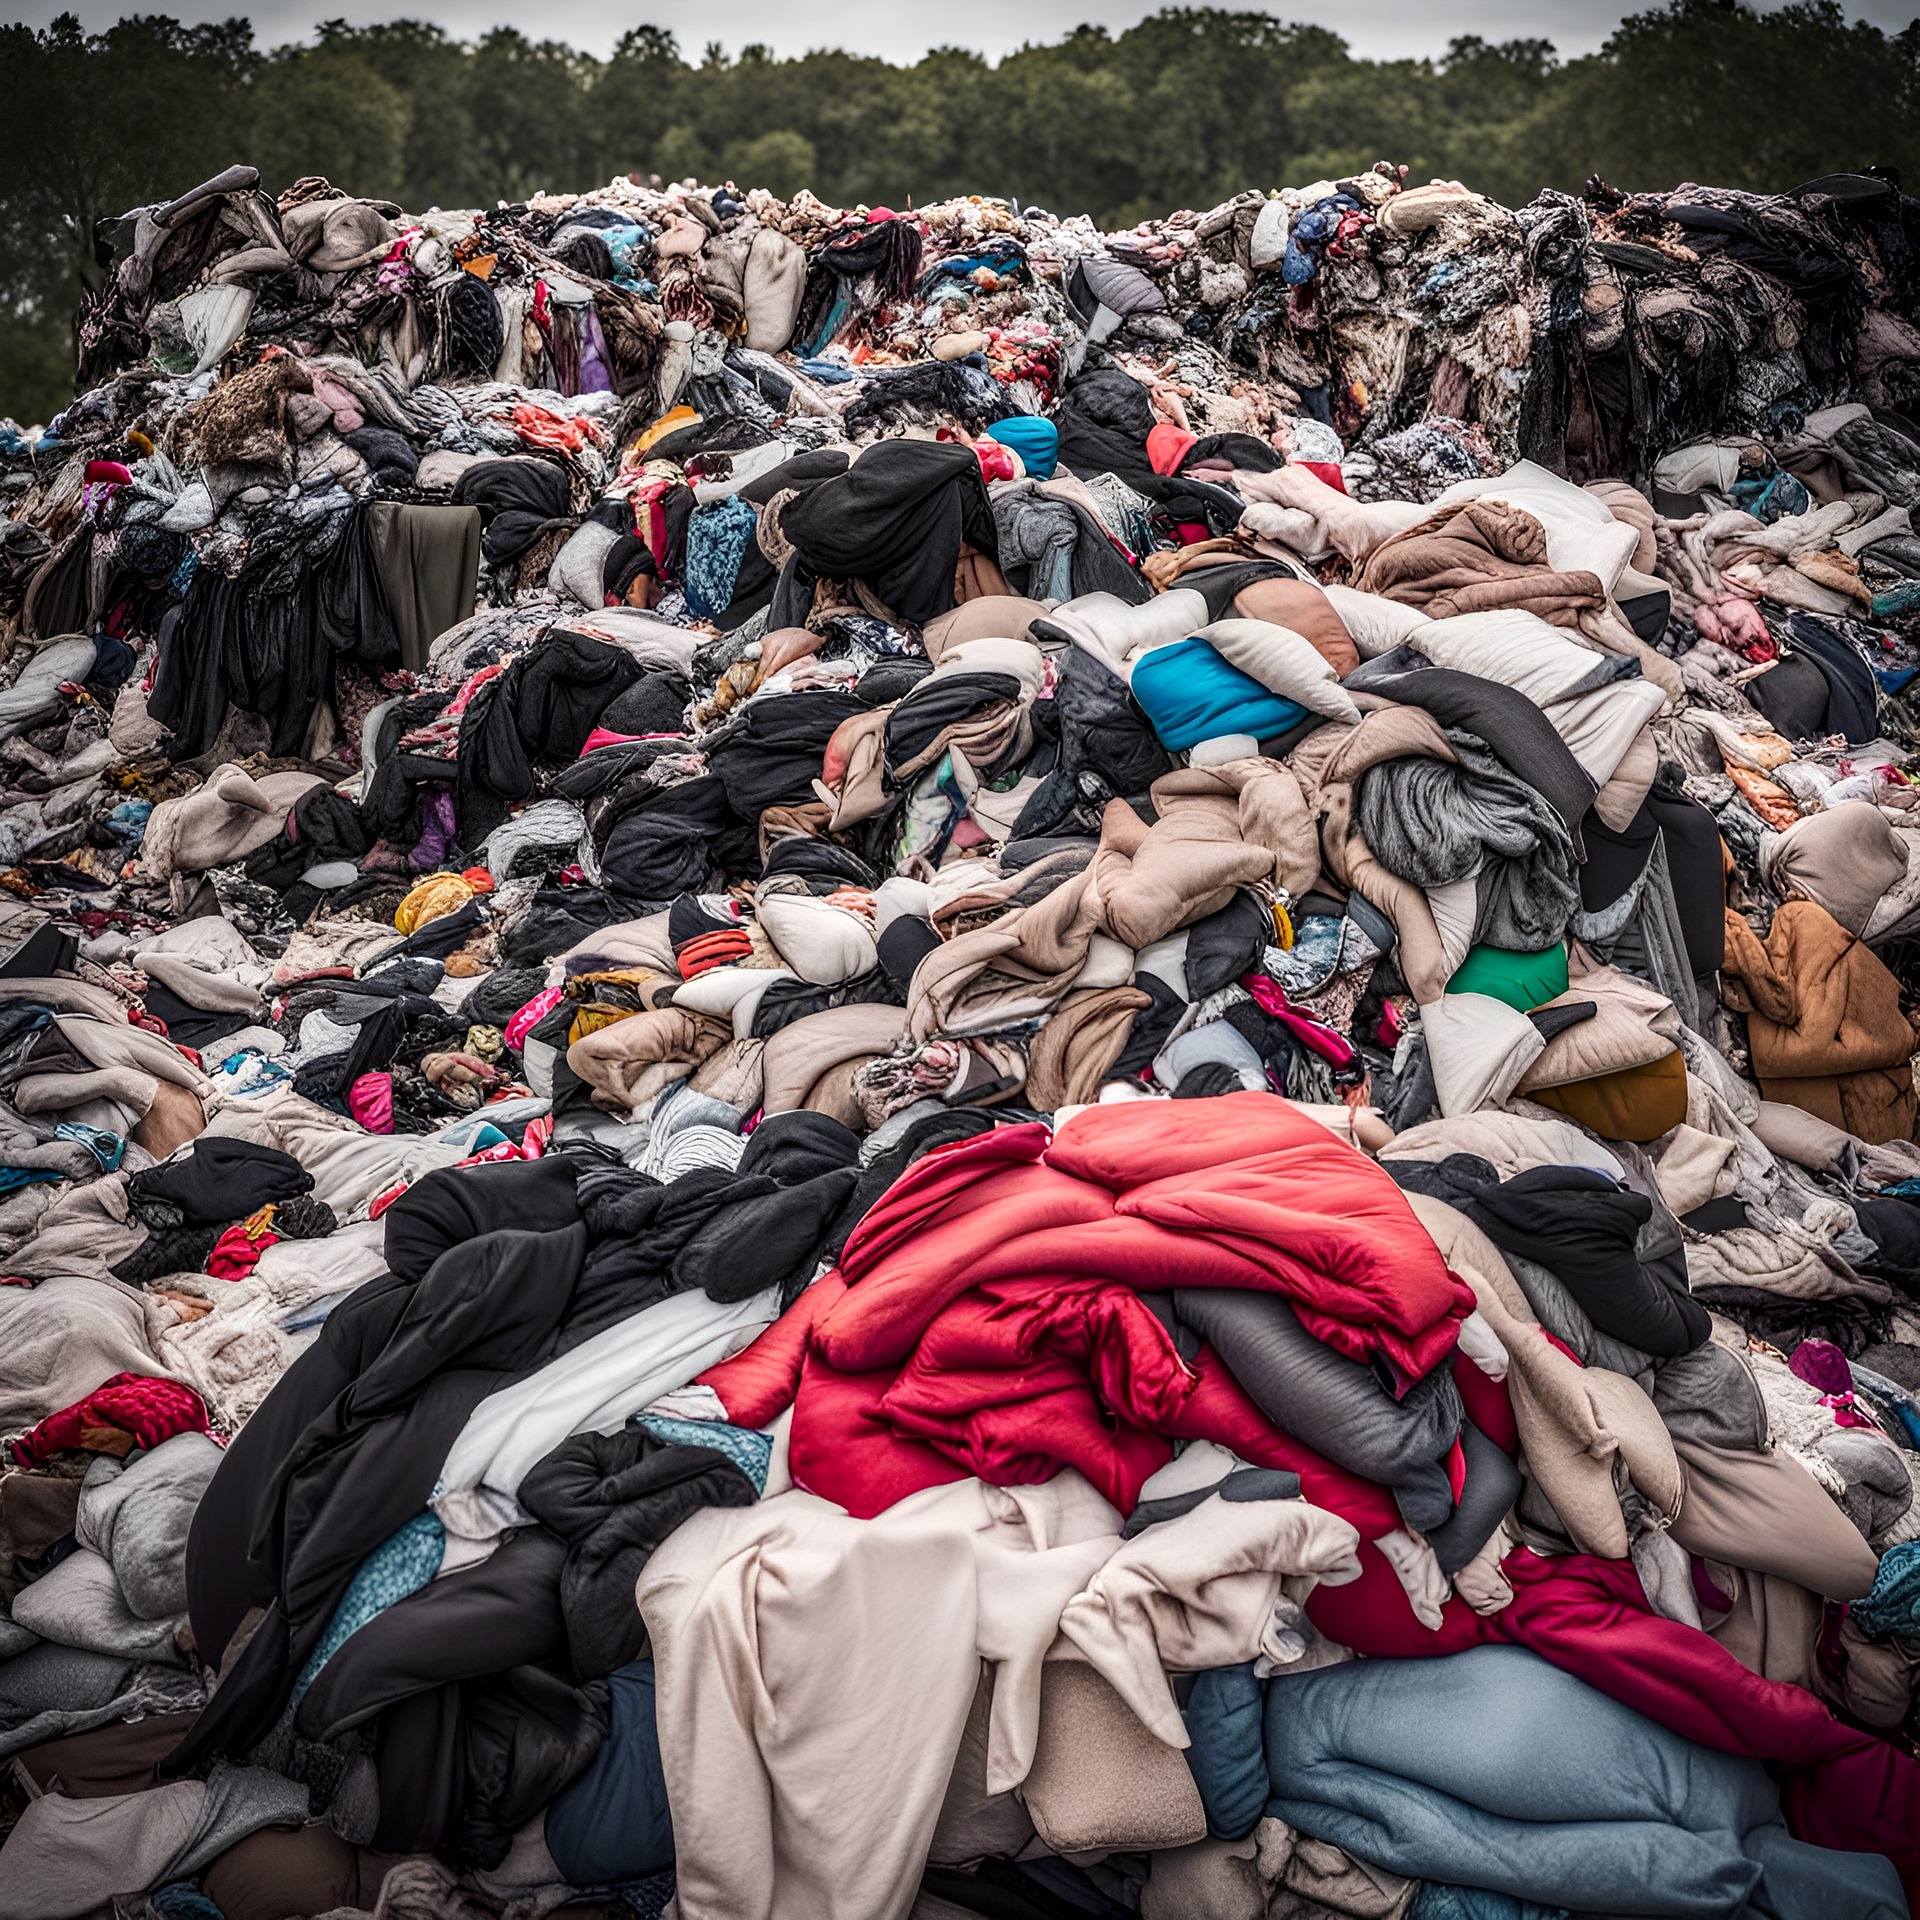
[1181,1662,1267,1839]
[1786,614,1879,742]
[545,1659,673,1886]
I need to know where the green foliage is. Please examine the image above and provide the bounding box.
[0,3,1915,425]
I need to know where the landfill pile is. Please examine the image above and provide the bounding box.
[0,152,1917,1919]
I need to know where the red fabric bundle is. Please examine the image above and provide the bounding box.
[11,1371,212,1467]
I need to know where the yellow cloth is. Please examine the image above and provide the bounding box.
[633,406,698,457]
[569,1004,640,1045]
[393,872,474,934]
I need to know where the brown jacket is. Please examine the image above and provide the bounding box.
[1354,496,1605,627]
[1721,899,1918,1143]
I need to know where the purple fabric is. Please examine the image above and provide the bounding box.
[410,787,458,871]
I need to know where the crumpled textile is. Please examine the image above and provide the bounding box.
[10,1373,212,1468]
[1853,1541,1920,1641]
[1356,731,1580,952]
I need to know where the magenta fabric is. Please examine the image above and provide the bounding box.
[348,1071,394,1134]
[1242,972,1356,1067]
[1789,1338,1878,1427]
[505,985,563,1051]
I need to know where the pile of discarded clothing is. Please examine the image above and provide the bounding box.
[0,152,1917,1920]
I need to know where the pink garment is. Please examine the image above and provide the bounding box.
[348,1071,394,1135]
[1694,595,1776,662]
[505,986,563,1051]
[582,728,644,755]
[1789,1338,1877,1429]
[305,366,365,433]
[975,441,1019,484]
[1240,973,1355,1067]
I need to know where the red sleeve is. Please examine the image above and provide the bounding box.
[696,1273,845,1427]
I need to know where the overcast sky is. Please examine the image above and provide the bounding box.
[13,0,1917,62]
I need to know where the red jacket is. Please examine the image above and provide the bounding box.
[702,1095,1472,1517]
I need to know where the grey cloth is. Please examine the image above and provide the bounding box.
[161,1761,312,1885]
[1173,1288,1464,1532]
[0,1271,175,1428]
[1153,1019,1265,1093]
[10,1549,186,1664]
[1572,834,1702,1034]
[0,637,96,742]
[0,1641,207,1759]
[1646,1340,1769,1454]
[1356,729,1578,952]
[1505,1249,1656,1388]
[76,1433,223,1621]
[992,486,1079,601]
[0,1103,104,1182]
[1820,1428,1915,1541]
[1505,1242,1766,1454]
[367,501,482,675]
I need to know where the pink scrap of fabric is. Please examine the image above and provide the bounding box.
[1239,973,1356,1067]
[504,986,563,1052]
[349,1071,394,1135]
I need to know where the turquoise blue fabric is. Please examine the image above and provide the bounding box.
[1130,638,1305,751]
[54,1122,125,1172]
[1853,1540,1920,1640]
[684,494,758,618]
[634,1413,774,1493]
[1182,1662,1267,1839]
[293,1511,444,1704]
[986,416,1060,479]
[1263,1646,1906,1919]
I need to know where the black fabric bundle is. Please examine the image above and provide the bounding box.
[518,1428,759,1679]
[566,1146,859,1339]
[450,459,572,564]
[442,272,506,377]
[705,689,866,818]
[293,1525,598,1867]
[777,439,998,629]
[165,1222,587,1777]
[382,1157,582,1281]
[1396,1156,1711,1358]
[128,1137,313,1226]
[148,502,401,760]
[456,632,643,842]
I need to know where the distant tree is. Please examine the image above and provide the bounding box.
[249,43,410,199]
[722,131,818,202]
[2,2,1916,426]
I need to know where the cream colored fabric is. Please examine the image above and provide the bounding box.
[638,1474,1122,1920]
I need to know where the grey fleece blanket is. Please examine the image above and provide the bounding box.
[1356,728,1578,952]
[76,1432,222,1620]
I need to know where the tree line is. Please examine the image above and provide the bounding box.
[1,1,1916,425]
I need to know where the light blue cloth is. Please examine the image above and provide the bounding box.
[1263,1645,1906,1919]
[684,494,758,618]
[293,1512,444,1704]
[633,1414,773,1494]
[1130,637,1305,751]
[1409,1888,1567,1920]
[986,415,1059,479]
